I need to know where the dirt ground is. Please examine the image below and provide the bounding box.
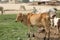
[30,27,60,40]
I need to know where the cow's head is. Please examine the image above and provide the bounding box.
[48,8,57,19]
[15,13,23,22]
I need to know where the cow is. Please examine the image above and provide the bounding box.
[48,8,57,27]
[15,12,51,40]
[27,12,51,39]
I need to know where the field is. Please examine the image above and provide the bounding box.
[0,14,28,40]
[0,11,60,40]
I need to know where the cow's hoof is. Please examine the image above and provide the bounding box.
[32,34,35,37]
[38,29,45,33]
[15,21,17,22]
[44,37,46,40]
[27,33,30,38]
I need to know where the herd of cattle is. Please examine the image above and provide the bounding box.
[15,8,60,40]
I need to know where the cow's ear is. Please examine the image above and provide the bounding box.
[52,15,56,18]
[54,8,57,11]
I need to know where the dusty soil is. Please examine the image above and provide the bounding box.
[31,27,60,40]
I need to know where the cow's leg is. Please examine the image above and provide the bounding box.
[41,19,50,40]
[30,25,36,37]
[57,26,59,35]
[27,17,32,39]
[27,20,31,37]
[46,18,51,40]
[27,25,36,40]
[1,10,3,15]
[27,22,32,40]
[41,19,47,39]
[46,19,51,40]
[50,19,54,27]
[28,26,36,40]
[27,25,32,40]
[41,19,47,30]
[27,25,31,37]
[58,24,60,39]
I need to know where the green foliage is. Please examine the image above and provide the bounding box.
[0,14,28,40]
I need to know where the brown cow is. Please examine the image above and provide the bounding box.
[16,12,51,39]
[27,12,50,39]
[16,12,50,32]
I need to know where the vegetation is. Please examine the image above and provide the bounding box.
[0,14,28,40]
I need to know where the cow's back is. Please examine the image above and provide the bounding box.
[30,14,42,25]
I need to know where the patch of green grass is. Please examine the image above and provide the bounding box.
[0,14,28,40]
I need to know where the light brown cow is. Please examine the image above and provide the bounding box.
[27,12,50,39]
[16,12,50,32]
[15,12,50,39]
